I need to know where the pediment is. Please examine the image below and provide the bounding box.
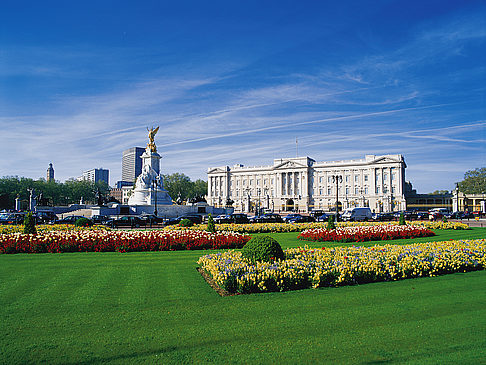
[273,160,307,169]
[207,167,227,174]
[372,156,401,164]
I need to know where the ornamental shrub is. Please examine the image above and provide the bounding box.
[23,211,37,235]
[75,217,93,227]
[327,215,336,230]
[241,235,284,263]
[399,213,406,225]
[207,214,215,233]
[179,218,193,227]
[442,216,448,223]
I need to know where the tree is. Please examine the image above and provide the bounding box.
[429,190,450,195]
[161,173,207,202]
[0,176,113,209]
[190,179,208,199]
[458,167,486,194]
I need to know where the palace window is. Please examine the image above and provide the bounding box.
[376,187,380,194]
[327,188,332,195]
[364,175,368,182]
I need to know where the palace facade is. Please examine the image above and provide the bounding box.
[207,154,407,213]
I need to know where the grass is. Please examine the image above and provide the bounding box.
[0,228,485,364]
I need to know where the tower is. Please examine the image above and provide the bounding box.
[47,163,54,182]
[122,147,145,184]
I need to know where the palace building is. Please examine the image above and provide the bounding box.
[207,154,407,213]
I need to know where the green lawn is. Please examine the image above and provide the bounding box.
[0,228,485,364]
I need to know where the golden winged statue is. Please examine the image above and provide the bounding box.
[147,126,159,153]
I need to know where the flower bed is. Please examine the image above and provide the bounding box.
[0,230,251,254]
[198,239,486,294]
[0,224,110,235]
[298,225,435,243]
[165,220,468,234]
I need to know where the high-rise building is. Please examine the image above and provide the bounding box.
[79,168,109,185]
[46,163,54,182]
[122,147,144,184]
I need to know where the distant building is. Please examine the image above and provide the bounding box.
[404,182,452,211]
[79,168,109,185]
[108,187,123,203]
[452,188,486,213]
[46,163,54,182]
[115,180,133,189]
[122,147,144,184]
[208,154,407,213]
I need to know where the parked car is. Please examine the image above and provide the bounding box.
[316,213,329,222]
[105,216,144,228]
[342,208,372,222]
[371,212,394,222]
[57,215,86,224]
[309,210,325,219]
[214,214,231,224]
[139,214,164,224]
[165,214,203,225]
[91,215,110,224]
[283,214,300,223]
[254,213,283,223]
[286,214,315,223]
[0,212,26,225]
[229,213,249,224]
[35,211,57,224]
[214,213,249,224]
[415,211,429,220]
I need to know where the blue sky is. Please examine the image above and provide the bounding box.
[0,0,484,193]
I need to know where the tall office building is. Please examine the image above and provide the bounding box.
[46,163,54,182]
[122,147,144,184]
[79,168,109,185]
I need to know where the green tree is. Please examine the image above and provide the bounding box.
[190,179,208,198]
[458,167,486,194]
[0,176,112,209]
[429,190,450,195]
[161,173,207,202]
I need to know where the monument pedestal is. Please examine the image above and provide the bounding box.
[128,147,173,208]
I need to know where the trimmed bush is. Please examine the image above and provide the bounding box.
[327,215,336,230]
[399,213,406,225]
[207,214,215,233]
[241,235,284,263]
[23,211,37,235]
[179,219,193,227]
[75,217,93,227]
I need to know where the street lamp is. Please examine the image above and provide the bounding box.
[331,175,343,221]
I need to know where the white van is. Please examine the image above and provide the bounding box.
[341,207,372,222]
